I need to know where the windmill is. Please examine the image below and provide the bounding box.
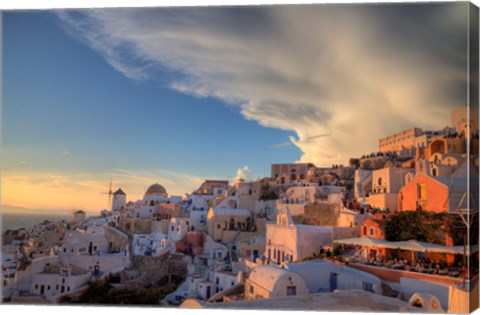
[100,178,113,210]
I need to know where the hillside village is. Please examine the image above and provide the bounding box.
[2,106,479,313]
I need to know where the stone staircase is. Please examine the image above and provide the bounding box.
[190,264,209,279]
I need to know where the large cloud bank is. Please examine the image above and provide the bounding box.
[58,3,469,165]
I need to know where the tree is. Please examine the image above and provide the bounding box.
[383,210,452,244]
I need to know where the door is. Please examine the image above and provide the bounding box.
[253,250,259,263]
[286,286,297,296]
[40,285,45,295]
[94,264,100,276]
[206,286,211,299]
[329,273,338,291]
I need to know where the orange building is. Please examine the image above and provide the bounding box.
[420,136,467,161]
[398,173,449,213]
[378,127,423,154]
[360,214,385,240]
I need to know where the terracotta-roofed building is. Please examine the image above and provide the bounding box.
[360,214,385,240]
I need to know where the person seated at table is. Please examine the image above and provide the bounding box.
[414,262,423,272]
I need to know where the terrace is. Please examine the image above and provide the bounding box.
[333,237,479,284]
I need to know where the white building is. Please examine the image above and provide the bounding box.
[132,233,169,256]
[186,195,211,226]
[134,183,170,218]
[72,210,86,223]
[244,265,308,300]
[168,217,195,242]
[207,207,252,243]
[266,206,333,264]
[14,255,91,301]
[284,260,382,294]
[354,169,372,201]
[366,166,413,211]
[59,223,130,277]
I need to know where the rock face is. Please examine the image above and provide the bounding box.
[121,253,170,290]
[120,252,189,290]
[303,203,340,226]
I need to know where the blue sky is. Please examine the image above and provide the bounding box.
[1,3,470,210]
[2,11,302,209]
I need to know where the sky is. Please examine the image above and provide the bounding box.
[1,1,472,212]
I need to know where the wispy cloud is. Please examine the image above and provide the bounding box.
[60,149,73,156]
[57,4,468,165]
[304,134,330,142]
[271,141,292,149]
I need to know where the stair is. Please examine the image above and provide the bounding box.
[191,264,209,279]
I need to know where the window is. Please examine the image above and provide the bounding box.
[286,286,297,296]
[378,177,382,186]
[216,278,219,285]
[369,228,375,236]
[417,183,426,200]
[362,281,374,292]
[35,285,38,289]
[363,226,367,235]
[249,284,254,294]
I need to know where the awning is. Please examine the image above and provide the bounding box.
[335,237,479,255]
[381,240,446,252]
[333,236,389,247]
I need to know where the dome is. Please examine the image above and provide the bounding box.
[144,183,167,197]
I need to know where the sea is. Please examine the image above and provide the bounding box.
[1,212,72,233]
